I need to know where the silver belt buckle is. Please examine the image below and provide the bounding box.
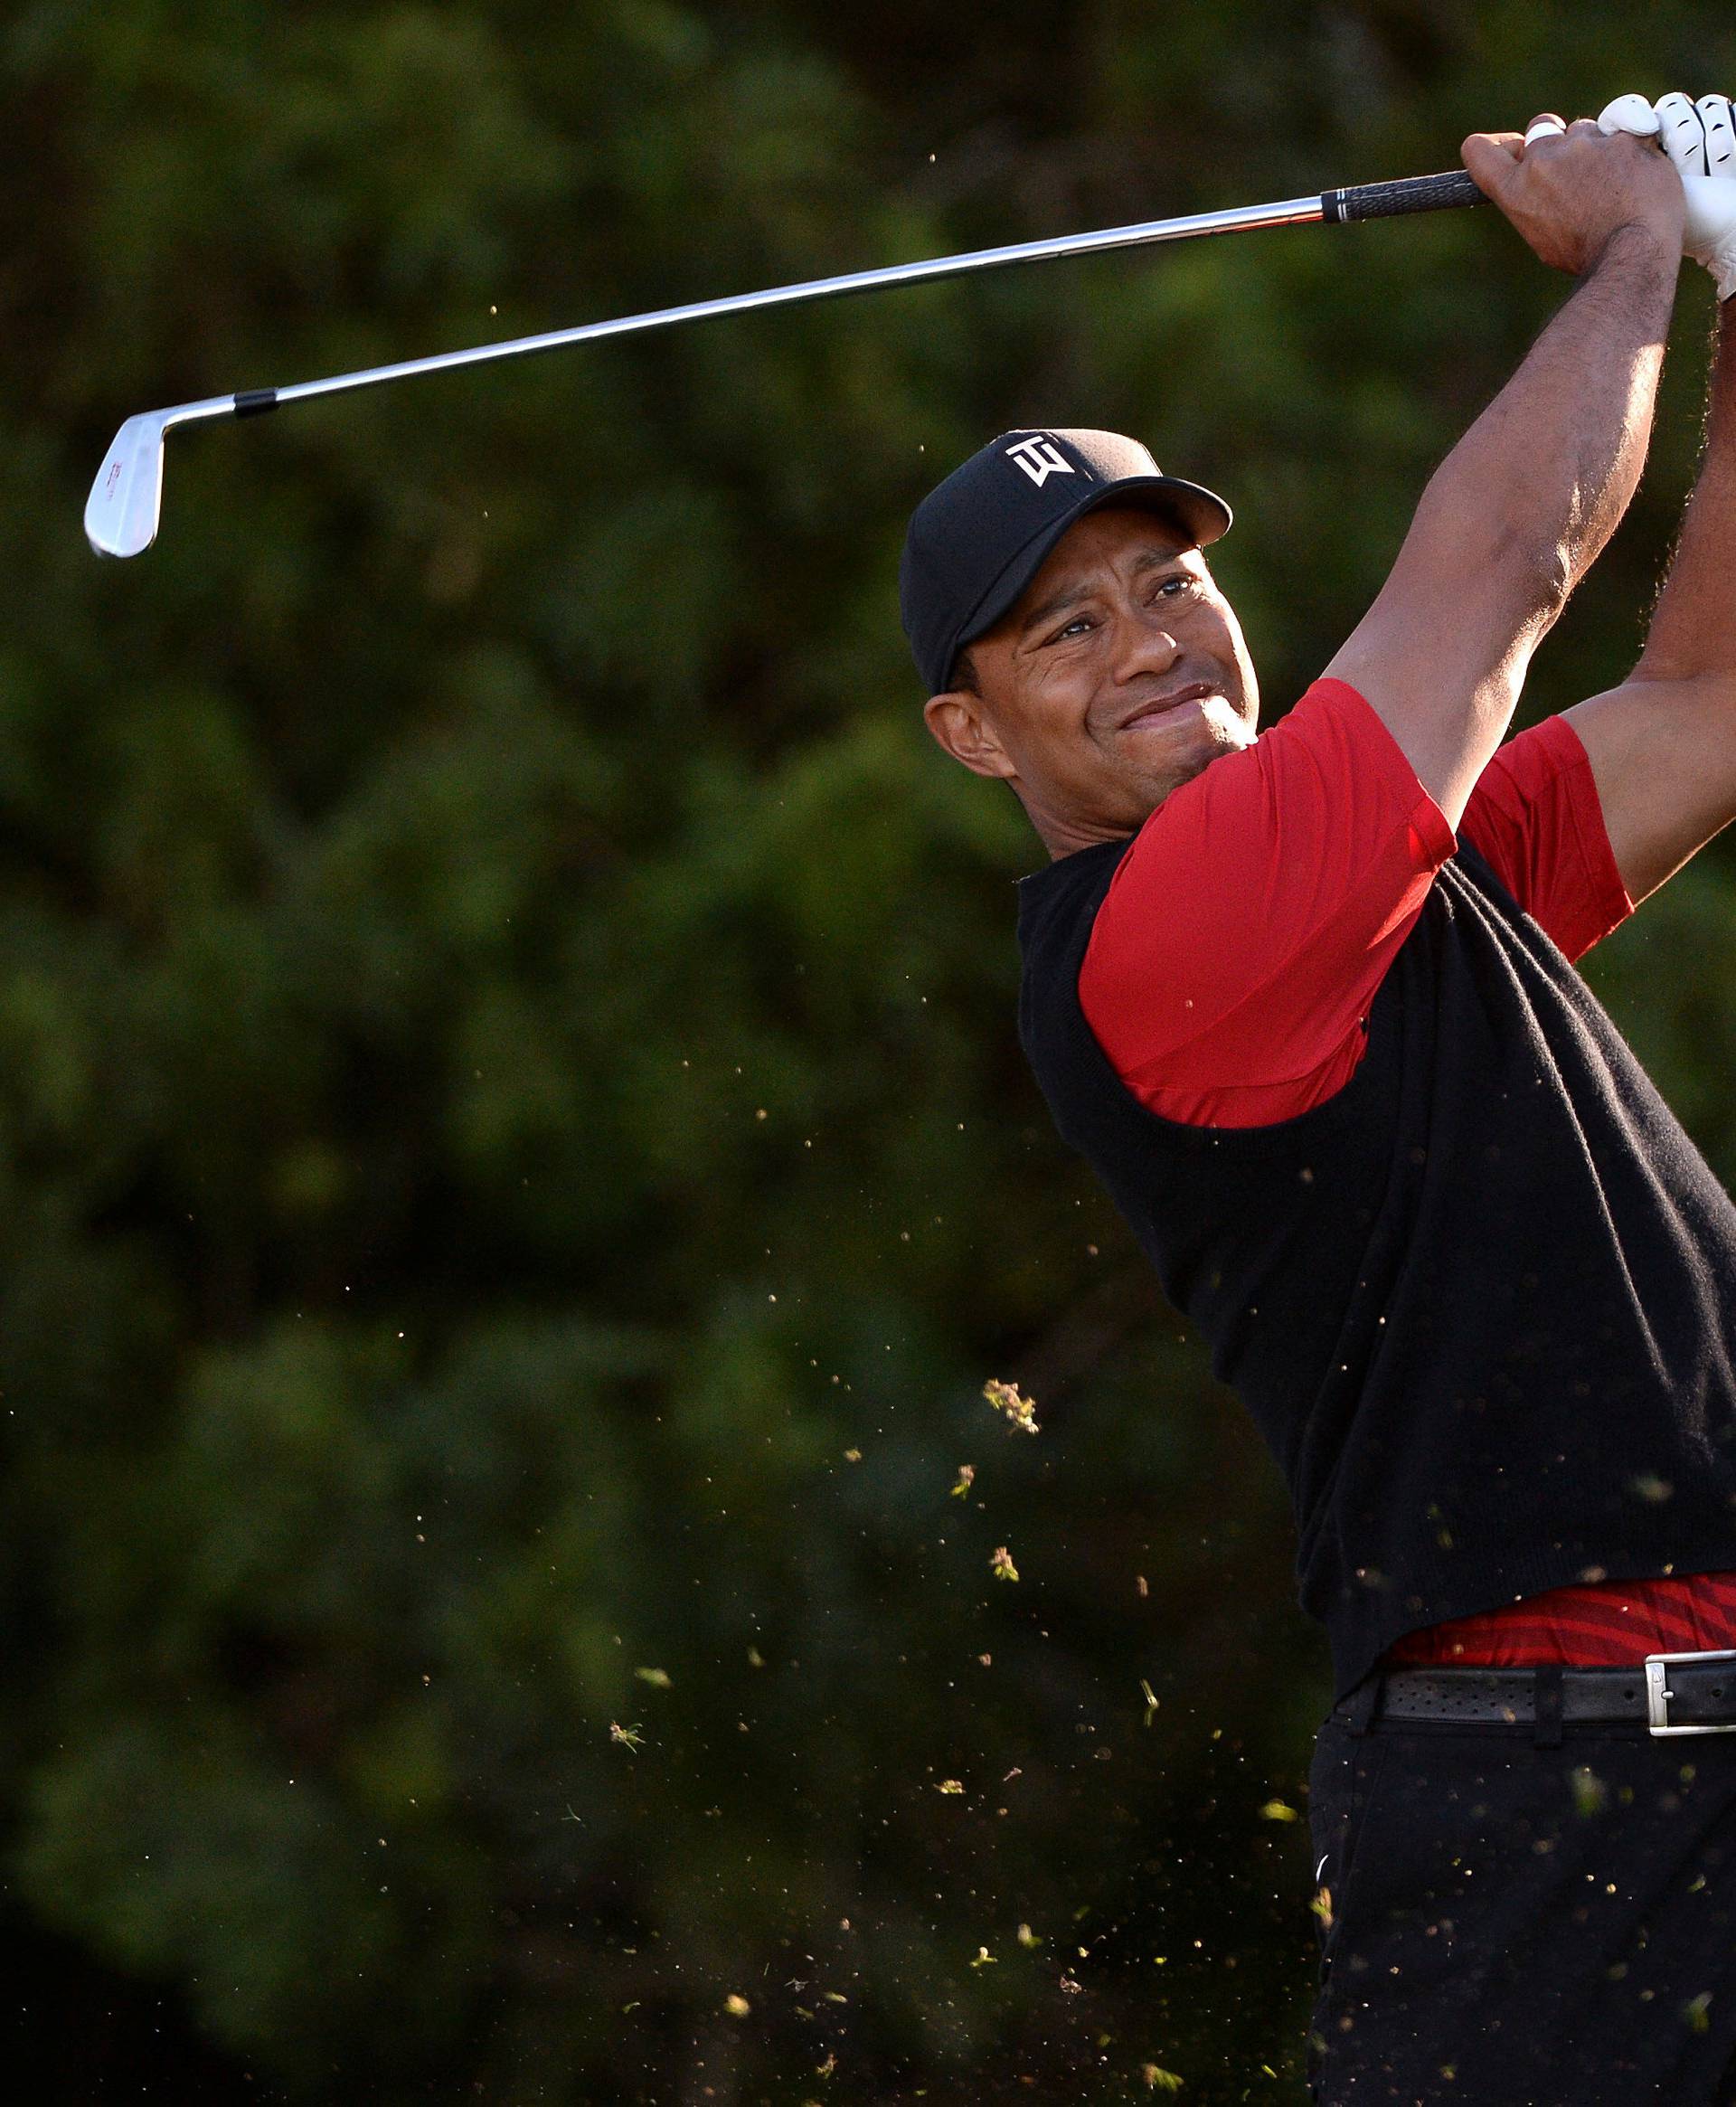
[1644,1649,1736,1736]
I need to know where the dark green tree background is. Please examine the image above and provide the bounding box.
[5,3,1735,2099]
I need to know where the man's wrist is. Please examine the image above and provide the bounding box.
[1586,217,1685,276]
[1708,292,1736,395]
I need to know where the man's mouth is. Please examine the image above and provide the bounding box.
[1118,681,1219,731]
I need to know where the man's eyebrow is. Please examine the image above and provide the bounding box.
[1018,582,1090,637]
[1016,547,1193,638]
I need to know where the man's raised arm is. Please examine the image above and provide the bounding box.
[1566,90,1736,903]
[1326,115,1684,827]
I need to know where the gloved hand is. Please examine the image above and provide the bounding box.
[1599,90,1736,301]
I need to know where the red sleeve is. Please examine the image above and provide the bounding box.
[1079,677,1454,1129]
[1458,715,1633,963]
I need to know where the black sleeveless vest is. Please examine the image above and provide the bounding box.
[1017,834,1736,1700]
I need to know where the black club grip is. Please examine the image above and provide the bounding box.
[1322,169,1487,222]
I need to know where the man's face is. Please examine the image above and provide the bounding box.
[923,505,1259,856]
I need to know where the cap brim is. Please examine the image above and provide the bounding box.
[950,474,1232,675]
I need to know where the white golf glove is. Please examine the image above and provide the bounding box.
[1599,90,1736,301]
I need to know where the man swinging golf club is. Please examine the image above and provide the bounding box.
[903,92,1736,2104]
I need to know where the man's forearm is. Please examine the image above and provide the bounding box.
[1633,300,1736,683]
[1326,218,1680,826]
[1410,223,1678,616]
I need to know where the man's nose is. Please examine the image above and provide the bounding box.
[1110,607,1183,679]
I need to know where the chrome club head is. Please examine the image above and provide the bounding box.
[84,411,170,558]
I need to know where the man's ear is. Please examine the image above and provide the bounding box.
[922,691,1018,782]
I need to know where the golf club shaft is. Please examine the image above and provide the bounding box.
[85,169,1485,556]
[242,172,1486,420]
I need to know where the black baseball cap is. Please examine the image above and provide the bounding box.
[899,428,1231,695]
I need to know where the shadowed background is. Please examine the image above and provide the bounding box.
[5,2,1736,2099]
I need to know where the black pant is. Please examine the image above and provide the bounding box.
[1307,1682,1736,2105]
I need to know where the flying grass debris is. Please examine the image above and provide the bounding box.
[990,1545,1019,1583]
[983,1379,1039,1434]
[949,1463,976,1497]
[1571,1766,1608,1819]
[1260,1798,1299,1823]
[609,1721,646,1753]
[634,1667,672,1689]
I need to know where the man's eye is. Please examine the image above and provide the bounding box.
[1048,616,1095,644]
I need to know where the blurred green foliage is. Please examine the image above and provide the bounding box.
[4,1,1736,2098]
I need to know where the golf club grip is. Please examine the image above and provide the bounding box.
[1322,170,1487,222]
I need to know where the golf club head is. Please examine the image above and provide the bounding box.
[85,411,169,558]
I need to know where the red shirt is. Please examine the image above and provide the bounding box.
[1079,677,1736,1668]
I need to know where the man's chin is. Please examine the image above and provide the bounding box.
[1145,725,1244,808]
[1099,753,1218,834]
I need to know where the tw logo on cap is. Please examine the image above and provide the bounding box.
[1004,435,1074,487]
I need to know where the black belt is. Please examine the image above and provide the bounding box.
[1350,1649,1736,1736]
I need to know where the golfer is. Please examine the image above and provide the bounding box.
[901,95,1736,2105]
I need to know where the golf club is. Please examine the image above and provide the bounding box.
[84,167,1484,559]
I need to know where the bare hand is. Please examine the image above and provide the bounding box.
[1462,113,1685,274]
